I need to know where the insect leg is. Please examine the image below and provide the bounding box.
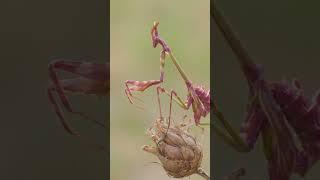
[48,59,108,119]
[156,88,179,147]
[47,87,78,136]
[156,87,189,110]
[156,86,164,119]
[48,78,106,147]
[47,78,106,132]
[49,59,108,81]
[167,89,176,132]
[125,79,163,104]
[213,92,269,153]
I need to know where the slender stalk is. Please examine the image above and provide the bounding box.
[196,168,210,180]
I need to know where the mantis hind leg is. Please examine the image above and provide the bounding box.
[212,96,260,153]
[213,107,251,152]
[48,78,106,129]
[156,87,177,146]
[156,87,189,110]
[158,88,253,152]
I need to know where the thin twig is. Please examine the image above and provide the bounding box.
[196,168,210,180]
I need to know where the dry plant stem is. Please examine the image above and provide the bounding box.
[196,168,210,180]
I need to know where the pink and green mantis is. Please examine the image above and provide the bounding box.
[124,22,211,179]
[212,1,320,179]
[47,59,109,149]
[125,22,210,126]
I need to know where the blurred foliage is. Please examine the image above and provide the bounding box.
[111,0,209,179]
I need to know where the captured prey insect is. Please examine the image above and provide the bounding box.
[47,59,109,150]
[125,22,210,126]
[212,1,320,180]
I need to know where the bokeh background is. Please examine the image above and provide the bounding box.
[110,0,210,179]
[213,0,320,179]
[0,0,107,179]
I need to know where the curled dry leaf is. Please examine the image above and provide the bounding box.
[142,118,208,179]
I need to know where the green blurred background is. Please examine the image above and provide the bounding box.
[110,0,210,179]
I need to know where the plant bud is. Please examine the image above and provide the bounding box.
[143,118,205,178]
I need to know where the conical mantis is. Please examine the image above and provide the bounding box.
[212,1,320,179]
[125,22,210,126]
[124,21,211,179]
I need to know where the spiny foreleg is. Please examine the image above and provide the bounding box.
[48,59,108,119]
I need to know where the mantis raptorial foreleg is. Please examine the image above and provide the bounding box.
[48,59,108,150]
